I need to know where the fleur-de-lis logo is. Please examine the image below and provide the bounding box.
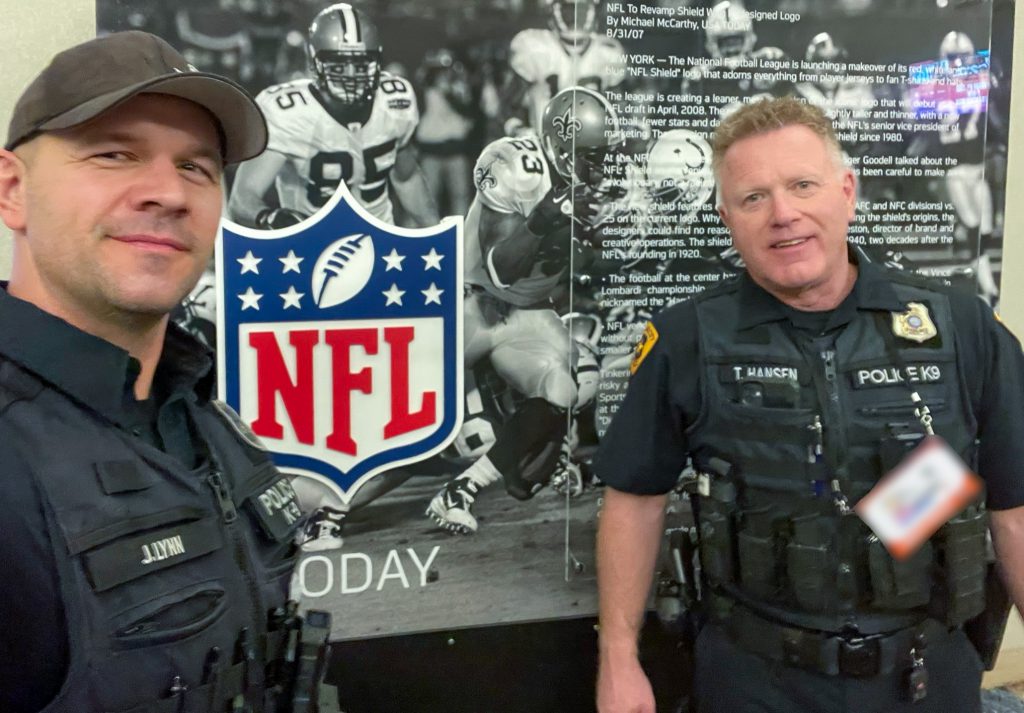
[474,164,497,190]
[552,107,583,143]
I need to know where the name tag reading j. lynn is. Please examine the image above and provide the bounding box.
[855,437,982,560]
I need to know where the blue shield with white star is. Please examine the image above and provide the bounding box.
[217,191,462,503]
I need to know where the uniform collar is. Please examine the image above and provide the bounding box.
[735,248,906,332]
[0,284,214,424]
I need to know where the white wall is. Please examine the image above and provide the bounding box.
[0,0,95,277]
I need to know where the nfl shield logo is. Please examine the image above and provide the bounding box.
[218,190,463,503]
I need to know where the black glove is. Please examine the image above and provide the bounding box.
[525,183,603,238]
[525,185,573,238]
[255,207,309,230]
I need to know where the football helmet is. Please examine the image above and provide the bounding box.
[646,129,715,213]
[705,1,756,63]
[307,3,382,107]
[540,86,623,188]
[940,31,975,65]
[805,32,846,63]
[546,0,599,45]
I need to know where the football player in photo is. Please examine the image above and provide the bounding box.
[794,32,878,158]
[681,0,791,120]
[501,0,626,136]
[904,30,1000,305]
[228,2,438,230]
[426,86,623,535]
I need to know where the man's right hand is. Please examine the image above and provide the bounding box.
[596,653,656,713]
[595,488,668,713]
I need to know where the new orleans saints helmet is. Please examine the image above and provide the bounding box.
[645,129,715,212]
[705,1,756,63]
[545,0,600,45]
[307,3,382,107]
[540,86,623,187]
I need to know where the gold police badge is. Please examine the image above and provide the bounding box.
[891,302,937,343]
[630,322,659,374]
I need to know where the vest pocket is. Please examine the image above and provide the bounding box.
[737,508,779,597]
[787,514,838,612]
[698,503,736,585]
[938,508,988,625]
[867,536,932,610]
[111,580,227,649]
[856,398,948,417]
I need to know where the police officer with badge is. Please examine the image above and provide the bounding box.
[0,33,330,712]
[594,97,1024,713]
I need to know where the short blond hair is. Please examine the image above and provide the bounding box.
[711,96,843,180]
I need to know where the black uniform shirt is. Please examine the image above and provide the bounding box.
[595,259,1024,511]
[0,286,214,713]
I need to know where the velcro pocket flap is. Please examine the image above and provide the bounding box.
[94,460,159,494]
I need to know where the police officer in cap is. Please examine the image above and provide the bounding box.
[0,32,327,712]
[594,96,1024,713]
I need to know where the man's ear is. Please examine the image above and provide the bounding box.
[841,167,857,222]
[0,149,27,232]
[717,203,731,230]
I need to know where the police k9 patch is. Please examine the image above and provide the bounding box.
[218,185,463,504]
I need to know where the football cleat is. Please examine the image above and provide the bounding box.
[551,459,584,498]
[427,476,481,535]
[300,506,346,552]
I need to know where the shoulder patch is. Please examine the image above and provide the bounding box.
[211,399,268,451]
[630,322,659,374]
[993,308,1023,346]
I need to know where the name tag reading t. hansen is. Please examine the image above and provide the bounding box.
[855,437,982,560]
[721,364,801,384]
[719,364,802,407]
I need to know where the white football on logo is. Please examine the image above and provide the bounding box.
[312,233,375,309]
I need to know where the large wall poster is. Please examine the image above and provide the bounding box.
[97,0,1012,641]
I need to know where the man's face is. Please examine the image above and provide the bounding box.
[717,125,856,302]
[5,93,223,326]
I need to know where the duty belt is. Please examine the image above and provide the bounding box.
[721,602,948,677]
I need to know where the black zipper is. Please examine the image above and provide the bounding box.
[207,471,238,523]
[821,348,848,468]
[206,468,266,687]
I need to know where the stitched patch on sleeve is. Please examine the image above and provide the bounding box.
[630,322,659,375]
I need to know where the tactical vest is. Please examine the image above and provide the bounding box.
[0,361,302,712]
[689,278,988,634]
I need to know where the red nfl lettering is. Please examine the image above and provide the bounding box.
[326,328,376,455]
[249,330,317,444]
[384,327,437,439]
[247,326,438,456]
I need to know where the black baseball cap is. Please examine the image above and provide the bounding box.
[5,31,267,164]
